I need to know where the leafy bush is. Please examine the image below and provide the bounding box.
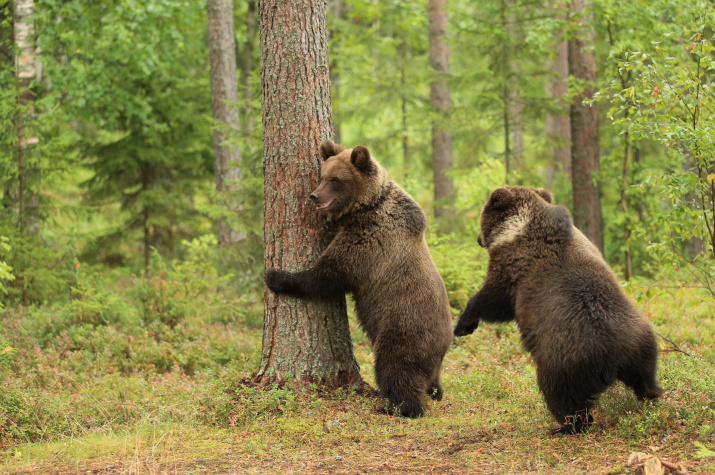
[428,230,487,313]
[0,236,262,443]
[0,222,75,305]
[603,4,715,296]
[0,235,15,306]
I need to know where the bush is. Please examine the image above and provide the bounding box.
[0,222,75,305]
[428,230,487,313]
[603,6,715,296]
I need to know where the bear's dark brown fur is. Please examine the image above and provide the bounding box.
[265,140,453,418]
[454,186,663,434]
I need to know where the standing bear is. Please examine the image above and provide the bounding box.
[265,140,453,418]
[453,186,663,434]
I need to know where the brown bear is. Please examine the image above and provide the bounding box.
[265,140,453,418]
[453,186,663,434]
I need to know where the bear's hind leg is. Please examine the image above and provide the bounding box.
[375,356,428,418]
[618,338,663,400]
[537,367,602,435]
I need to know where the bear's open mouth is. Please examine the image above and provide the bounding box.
[316,199,333,210]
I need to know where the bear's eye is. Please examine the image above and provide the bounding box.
[329,177,341,184]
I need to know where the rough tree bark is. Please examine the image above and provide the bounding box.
[258,0,363,388]
[545,1,571,186]
[14,0,39,234]
[568,0,603,253]
[207,0,243,245]
[428,0,453,230]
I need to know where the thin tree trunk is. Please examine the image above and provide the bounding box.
[241,0,257,138]
[568,0,603,253]
[507,0,523,170]
[545,2,571,186]
[258,0,363,388]
[501,0,511,183]
[14,0,39,234]
[684,153,705,258]
[620,135,632,279]
[428,0,453,229]
[503,84,511,183]
[327,0,345,144]
[400,41,409,179]
[142,175,151,272]
[207,0,243,245]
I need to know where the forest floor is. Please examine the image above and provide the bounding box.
[2,285,715,474]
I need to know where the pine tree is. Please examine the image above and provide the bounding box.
[207,0,243,245]
[568,0,603,252]
[258,0,363,388]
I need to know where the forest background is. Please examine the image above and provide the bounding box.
[1,0,714,473]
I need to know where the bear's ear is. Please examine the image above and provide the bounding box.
[319,140,344,161]
[488,187,514,210]
[552,205,573,236]
[350,146,375,174]
[534,188,553,203]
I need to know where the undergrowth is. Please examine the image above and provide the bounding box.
[0,235,714,473]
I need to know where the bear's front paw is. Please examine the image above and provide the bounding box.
[265,269,293,294]
[453,314,479,337]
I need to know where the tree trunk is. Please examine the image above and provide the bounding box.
[240,0,257,138]
[507,0,523,171]
[545,1,571,186]
[620,136,632,280]
[428,0,453,230]
[568,0,603,253]
[327,0,345,144]
[400,40,409,179]
[684,153,705,259]
[207,0,243,245]
[14,0,39,234]
[258,0,363,388]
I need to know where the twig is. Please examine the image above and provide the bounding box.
[655,332,691,356]
[660,458,687,474]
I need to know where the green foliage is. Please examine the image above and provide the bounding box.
[67,263,130,326]
[134,236,248,334]
[32,0,214,268]
[0,336,15,373]
[0,24,81,231]
[333,0,430,174]
[0,235,14,305]
[601,0,715,293]
[429,230,486,313]
[0,240,261,443]
[0,222,75,305]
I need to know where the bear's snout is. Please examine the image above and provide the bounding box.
[309,192,319,201]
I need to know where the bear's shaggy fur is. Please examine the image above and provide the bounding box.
[454,186,663,434]
[265,140,453,418]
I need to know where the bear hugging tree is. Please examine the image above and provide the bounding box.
[454,186,664,434]
[265,140,453,418]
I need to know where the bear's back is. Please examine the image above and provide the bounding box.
[516,222,652,362]
[341,182,451,348]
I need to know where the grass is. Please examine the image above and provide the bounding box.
[1,281,714,474]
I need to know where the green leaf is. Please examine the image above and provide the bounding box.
[695,442,715,459]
